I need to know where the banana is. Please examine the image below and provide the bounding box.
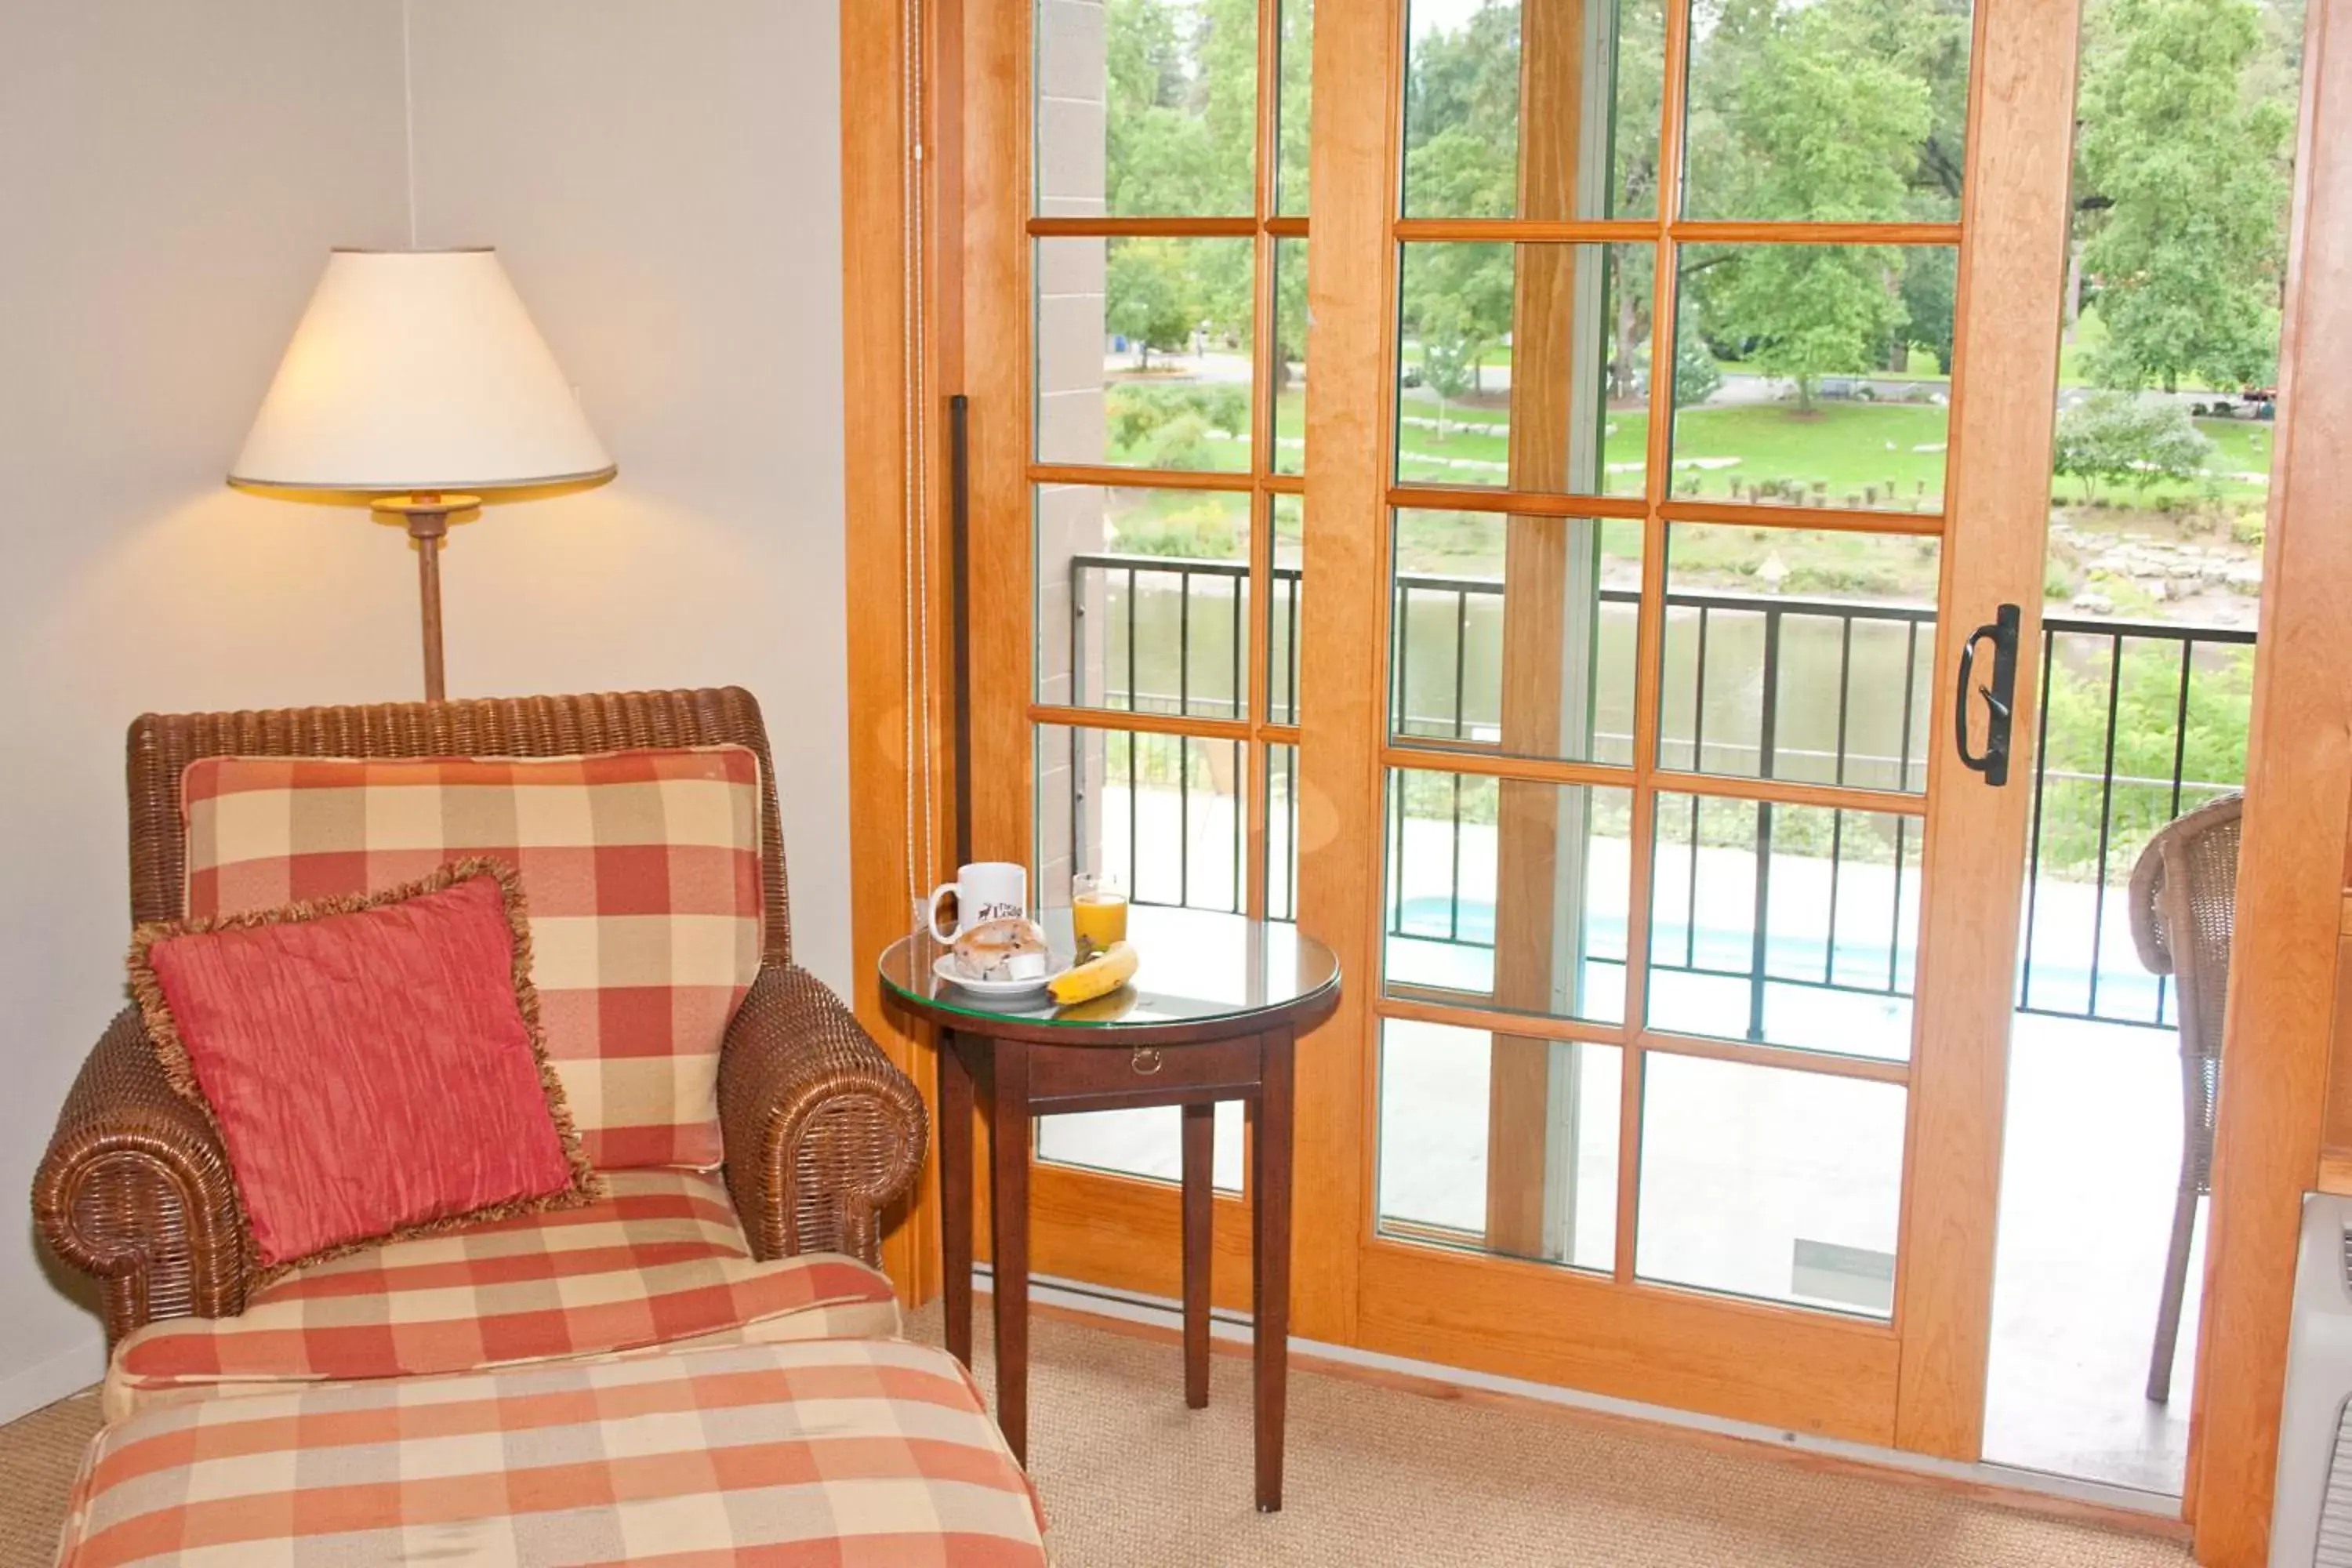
[1049,940,1138,1006]
[1050,986,1139,1025]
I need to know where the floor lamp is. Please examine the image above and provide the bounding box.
[228,249,615,700]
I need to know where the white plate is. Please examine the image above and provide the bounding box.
[934,953,1067,1000]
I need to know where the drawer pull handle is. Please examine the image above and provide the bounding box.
[1131,1047,1164,1076]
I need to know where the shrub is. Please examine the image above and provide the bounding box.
[1675,334,1722,408]
[2052,392,2217,501]
[1106,383,1249,470]
[1111,498,1243,560]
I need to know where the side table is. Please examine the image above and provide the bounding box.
[879,906,1340,1512]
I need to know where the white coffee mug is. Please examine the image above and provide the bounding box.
[927,862,1029,942]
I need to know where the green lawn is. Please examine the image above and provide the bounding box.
[1104,382,2272,518]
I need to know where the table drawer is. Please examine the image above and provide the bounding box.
[1025,1036,1261,1108]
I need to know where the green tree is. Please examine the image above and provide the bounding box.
[1707,245,1911,412]
[1415,297,1490,439]
[1105,0,1218,216]
[1403,2,1524,213]
[2074,0,2293,391]
[1102,0,1260,352]
[1274,0,1312,212]
[1396,9,1523,386]
[1834,0,1973,210]
[1107,240,1198,368]
[1683,1,1929,408]
[1897,245,1956,373]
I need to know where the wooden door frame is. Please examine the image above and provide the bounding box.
[1306,0,2085,1452]
[2188,2,2352,1559]
[1892,0,2081,1461]
[841,0,969,1307]
[840,2,2352,1537]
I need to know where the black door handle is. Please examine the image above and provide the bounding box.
[1955,603,2021,787]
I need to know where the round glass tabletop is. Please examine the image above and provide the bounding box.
[877,904,1338,1034]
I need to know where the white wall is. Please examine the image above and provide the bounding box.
[401,0,853,993]
[0,1,415,1420]
[0,1,853,1418]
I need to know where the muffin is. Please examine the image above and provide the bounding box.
[951,916,1051,982]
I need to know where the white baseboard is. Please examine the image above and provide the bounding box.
[0,1337,104,1427]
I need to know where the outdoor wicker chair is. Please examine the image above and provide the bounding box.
[32,687,927,1350]
[2125,790,2242,1405]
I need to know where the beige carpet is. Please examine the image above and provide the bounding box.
[0,1386,97,1568]
[0,1308,2190,1567]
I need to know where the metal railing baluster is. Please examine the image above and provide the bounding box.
[2085,633,2128,1018]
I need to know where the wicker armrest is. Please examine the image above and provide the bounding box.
[32,1008,249,1344]
[718,964,927,1267]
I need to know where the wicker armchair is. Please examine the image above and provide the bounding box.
[32,687,927,1348]
[2125,790,2242,1405]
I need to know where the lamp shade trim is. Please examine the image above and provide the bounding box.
[227,466,618,499]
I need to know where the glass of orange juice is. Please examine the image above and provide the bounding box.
[1071,872,1128,956]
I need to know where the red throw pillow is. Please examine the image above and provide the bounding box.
[128,858,603,1281]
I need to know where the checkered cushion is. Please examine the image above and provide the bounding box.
[183,747,765,1170]
[104,1170,901,1421]
[60,1338,1048,1567]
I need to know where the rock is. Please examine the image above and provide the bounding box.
[2071,589,2115,615]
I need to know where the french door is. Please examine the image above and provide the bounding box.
[953,0,2080,1458]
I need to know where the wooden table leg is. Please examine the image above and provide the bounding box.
[1252,1027,1295,1512]
[989,1038,1032,1464]
[938,1029,974,1369]
[1181,1099,1214,1410]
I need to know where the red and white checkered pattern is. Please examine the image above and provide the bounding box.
[104,1170,901,1422]
[60,1336,1048,1567]
[182,748,764,1171]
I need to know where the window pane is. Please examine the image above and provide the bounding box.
[2018,631,2255,1018]
[1277,0,1312,214]
[1657,524,1937,791]
[1671,244,1956,509]
[1679,0,1971,223]
[1040,0,1257,218]
[1646,793,1921,1061]
[1392,510,1641,764]
[1403,0,1666,220]
[1038,485,1251,717]
[1385,769,1632,1025]
[1269,495,1302,723]
[1039,237,1256,471]
[1265,742,1299,922]
[1397,243,1650,498]
[1036,724,1245,913]
[1378,1018,1620,1270]
[1637,1053,1904,1317]
[1273,238,1307,475]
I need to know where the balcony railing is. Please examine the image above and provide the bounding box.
[1065,551,2255,1031]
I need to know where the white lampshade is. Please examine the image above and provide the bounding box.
[230,248,613,496]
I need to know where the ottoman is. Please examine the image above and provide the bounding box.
[55,1338,1048,1566]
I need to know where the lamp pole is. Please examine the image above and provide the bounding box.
[368,493,478,702]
